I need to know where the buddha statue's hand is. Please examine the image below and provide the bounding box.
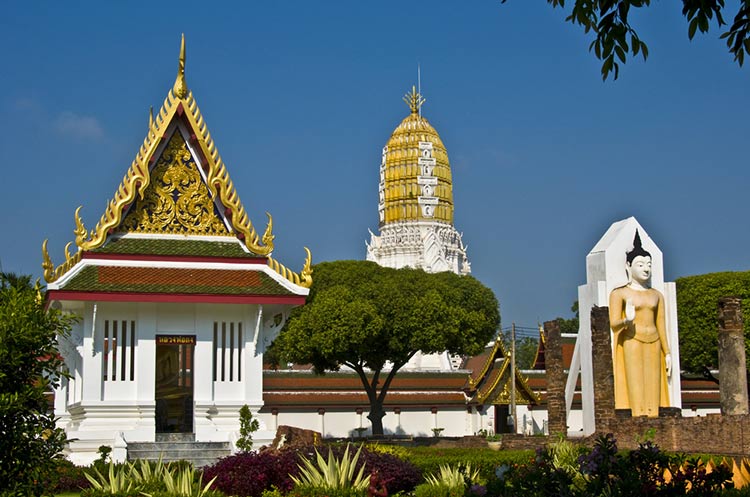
[625,299,636,322]
[665,353,672,378]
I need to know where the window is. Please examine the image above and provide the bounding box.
[103,320,136,381]
[213,321,242,382]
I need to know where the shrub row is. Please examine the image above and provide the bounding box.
[396,446,534,482]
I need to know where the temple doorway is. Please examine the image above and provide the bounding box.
[494,404,514,434]
[155,335,195,433]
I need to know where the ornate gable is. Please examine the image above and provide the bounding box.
[42,36,311,290]
[466,340,539,405]
[118,131,230,236]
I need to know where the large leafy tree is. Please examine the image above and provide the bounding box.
[268,260,500,435]
[501,1,750,80]
[0,273,73,496]
[676,270,750,375]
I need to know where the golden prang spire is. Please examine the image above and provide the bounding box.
[173,34,188,99]
[403,86,425,114]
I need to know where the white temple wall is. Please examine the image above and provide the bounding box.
[56,300,276,463]
[260,406,473,439]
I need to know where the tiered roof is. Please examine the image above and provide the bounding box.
[464,339,539,405]
[42,36,311,303]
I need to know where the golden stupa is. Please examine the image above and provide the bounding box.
[367,87,470,276]
[379,87,454,226]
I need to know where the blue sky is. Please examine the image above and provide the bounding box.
[1,2,747,327]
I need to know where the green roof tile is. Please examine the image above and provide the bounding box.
[92,237,259,258]
[62,266,292,296]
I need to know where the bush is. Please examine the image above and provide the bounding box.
[353,446,422,494]
[286,487,366,497]
[0,274,75,496]
[401,446,533,483]
[45,458,91,493]
[236,405,260,452]
[202,450,301,497]
[483,434,737,497]
[413,482,465,497]
[298,444,421,495]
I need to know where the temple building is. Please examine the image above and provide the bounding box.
[42,40,717,461]
[43,37,312,465]
[365,88,472,372]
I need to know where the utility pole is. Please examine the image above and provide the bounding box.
[510,322,517,433]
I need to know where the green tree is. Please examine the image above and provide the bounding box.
[675,270,750,374]
[268,260,500,435]
[235,404,260,452]
[0,273,73,496]
[501,1,750,80]
[516,336,541,369]
[555,300,580,334]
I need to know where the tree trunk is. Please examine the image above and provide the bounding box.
[367,401,386,436]
[350,358,413,437]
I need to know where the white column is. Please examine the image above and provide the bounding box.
[81,302,102,402]
[136,303,157,403]
[244,305,264,405]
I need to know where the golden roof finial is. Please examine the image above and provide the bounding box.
[173,34,188,99]
[403,85,425,114]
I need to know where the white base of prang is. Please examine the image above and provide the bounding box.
[366,221,471,275]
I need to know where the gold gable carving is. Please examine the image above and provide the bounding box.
[118,132,229,236]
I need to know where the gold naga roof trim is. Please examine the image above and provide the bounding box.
[42,35,312,289]
[467,339,539,405]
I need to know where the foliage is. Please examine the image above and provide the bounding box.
[285,487,366,497]
[83,462,135,495]
[576,433,733,497]
[413,482,466,497]
[500,1,750,80]
[97,445,112,465]
[0,272,75,497]
[83,459,221,497]
[260,490,285,497]
[549,435,585,484]
[676,271,750,373]
[424,463,482,492]
[269,260,499,434]
[498,328,539,369]
[236,404,260,452]
[291,444,370,492]
[145,464,217,497]
[44,458,91,494]
[363,442,411,460]
[483,433,735,496]
[129,457,171,493]
[487,446,576,497]
[556,301,580,334]
[202,450,301,497]
[354,445,422,494]
[401,446,533,483]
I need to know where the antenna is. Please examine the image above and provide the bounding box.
[417,63,422,117]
